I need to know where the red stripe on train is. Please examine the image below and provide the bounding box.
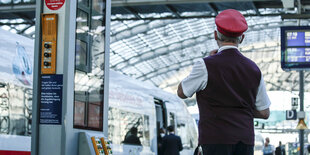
[0,150,30,155]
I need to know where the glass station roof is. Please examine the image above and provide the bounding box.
[110,16,310,95]
[1,0,310,99]
[0,0,36,38]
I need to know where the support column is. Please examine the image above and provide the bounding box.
[299,70,304,155]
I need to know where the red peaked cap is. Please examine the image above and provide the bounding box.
[215,9,248,37]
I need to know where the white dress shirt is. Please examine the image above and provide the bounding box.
[181,46,271,111]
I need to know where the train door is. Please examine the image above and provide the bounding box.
[154,99,167,155]
[154,99,167,130]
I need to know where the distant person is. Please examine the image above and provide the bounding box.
[307,145,310,155]
[123,127,142,146]
[162,125,183,155]
[157,128,165,155]
[263,137,275,155]
[193,145,202,155]
[275,141,285,155]
[177,9,270,155]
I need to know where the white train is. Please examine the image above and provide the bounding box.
[0,28,198,154]
[108,70,198,155]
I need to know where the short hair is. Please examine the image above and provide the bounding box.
[217,30,242,44]
[130,127,138,134]
[167,125,174,132]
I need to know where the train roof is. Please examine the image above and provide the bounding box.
[0,28,34,88]
[110,70,184,104]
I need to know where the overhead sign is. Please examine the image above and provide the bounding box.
[45,0,65,10]
[291,97,299,110]
[286,110,297,120]
[40,74,63,124]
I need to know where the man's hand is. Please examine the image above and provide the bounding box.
[209,49,218,56]
[254,108,270,119]
[177,83,187,99]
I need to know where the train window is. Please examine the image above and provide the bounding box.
[176,118,198,149]
[176,120,192,149]
[169,112,175,127]
[0,85,31,136]
[0,87,9,135]
[74,0,106,131]
[155,105,164,128]
[108,107,150,147]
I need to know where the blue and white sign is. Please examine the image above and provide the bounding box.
[40,74,63,124]
[286,110,297,120]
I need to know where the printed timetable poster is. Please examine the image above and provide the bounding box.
[40,74,63,125]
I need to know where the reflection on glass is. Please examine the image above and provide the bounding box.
[13,0,21,4]
[0,86,32,136]
[24,0,34,3]
[75,40,87,69]
[78,0,89,7]
[88,102,101,128]
[108,108,150,146]
[76,9,89,34]
[74,101,85,126]
[0,0,11,4]
[74,0,106,131]
[92,0,105,14]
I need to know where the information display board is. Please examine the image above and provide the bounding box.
[40,74,63,124]
[281,26,310,70]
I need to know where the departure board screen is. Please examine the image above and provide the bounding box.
[281,26,310,70]
[286,31,310,47]
[286,48,310,62]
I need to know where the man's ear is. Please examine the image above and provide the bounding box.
[214,31,218,41]
[239,34,245,43]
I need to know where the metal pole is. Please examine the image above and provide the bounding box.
[296,0,304,154]
[299,70,304,155]
[31,0,42,154]
[103,0,112,136]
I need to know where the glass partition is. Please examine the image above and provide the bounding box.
[74,0,106,131]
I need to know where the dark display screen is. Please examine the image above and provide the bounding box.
[281,26,310,70]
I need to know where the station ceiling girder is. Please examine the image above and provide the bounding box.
[0,4,35,13]
[112,0,274,7]
[2,0,310,102]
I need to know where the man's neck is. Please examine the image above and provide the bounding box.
[218,42,238,48]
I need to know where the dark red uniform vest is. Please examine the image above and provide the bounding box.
[196,48,261,145]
